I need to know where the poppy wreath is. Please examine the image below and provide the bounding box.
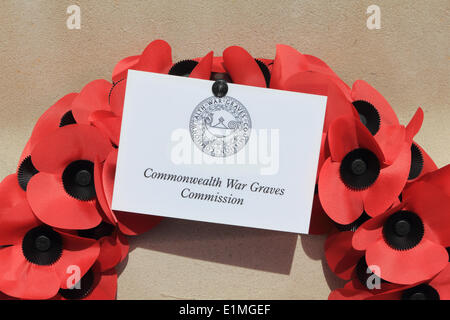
[0,39,448,300]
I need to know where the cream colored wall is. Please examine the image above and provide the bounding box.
[0,0,448,299]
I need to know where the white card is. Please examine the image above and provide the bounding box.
[112,70,326,234]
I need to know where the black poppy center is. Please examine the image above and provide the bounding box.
[75,170,92,186]
[212,80,228,98]
[383,211,424,250]
[340,148,380,190]
[254,59,271,87]
[394,219,411,237]
[352,100,380,135]
[17,155,39,191]
[169,59,199,77]
[401,284,440,300]
[351,158,367,175]
[408,143,424,180]
[59,268,95,300]
[59,110,77,127]
[35,235,51,252]
[62,160,96,201]
[22,226,63,266]
[78,222,115,240]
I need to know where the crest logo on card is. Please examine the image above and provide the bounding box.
[189,96,251,157]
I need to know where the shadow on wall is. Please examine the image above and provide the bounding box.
[125,217,298,275]
[300,234,347,292]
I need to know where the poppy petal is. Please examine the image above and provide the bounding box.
[405,107,424,142]
[190,51,213,80]
[403,181,450,246]
[363,141,410,217]
[135,39,172,74]
[29,93,78,147]
[71,80,111,124]
[85,268,117,300]
[0,174,27,209]
[417,164,450,197]
[325,231,363,280]
[328,116,384,163]
[304,54,338,76]
[0,245,60,299]
[323,82,357,132]
[93,158,118,224]
[109,79,126,117]
[365,238,448,284]
[102,149,118,207]
[282,71,330,96]
[112,55,139,82]
[373,124,405,165]
[351,80,399,126]
[318,158,364,224]
[89,110,121,147]
[102,150,162,235]
[97,231,129,272]
[327,116,359,162]
[55,232,100,289]
[210,56,226,73]
[429,264,450,300]
[352,204,401,251]
[27,172,103,230]
[223,46,266,87]
[270,44,308,89]
[0,199,40,246]
[31,124,112,174]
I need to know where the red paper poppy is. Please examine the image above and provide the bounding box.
[270,44,342,90]
[352,165,450,284]
[222,46,269,87]
[27,93,78,152]
[283,74,356,133]
[16,93,79,193]
[89,110,122,147]
[406,141,437,183]
[308,133,334,234]
[325,231,364,280]
[87,76,126,146]
[318,115,412,224]
[325,229,404,299]
[26,124,113,230]
[113,39,214,83]
[53,264,117,300]
[331,263,450,300]
[0,176,100,299]
[74,221,129,272]
[348,80,411,165]
[415,163,450,197]
[94,149,162,236]
[92,51,216,147]
[70,79,113,125]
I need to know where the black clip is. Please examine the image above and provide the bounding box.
[212,79,228,98]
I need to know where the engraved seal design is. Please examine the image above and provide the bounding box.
[190,96,251,157]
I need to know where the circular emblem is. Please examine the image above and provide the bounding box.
[190,96,251,157]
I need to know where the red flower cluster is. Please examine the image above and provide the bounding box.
[0,39,448,299]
